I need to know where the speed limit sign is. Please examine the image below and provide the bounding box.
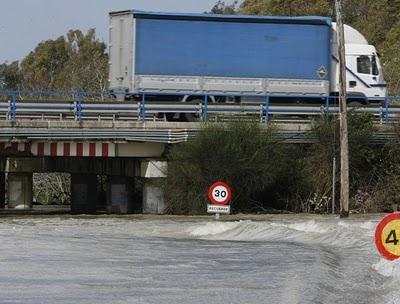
[375,212,400,260]
[208,181,232,206]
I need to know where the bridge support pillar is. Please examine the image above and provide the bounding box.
[0,173,5,209]
[71,174,97,214]
[106,176,135,214]
[143,179,165,214]
[140,161,167,214]
[7,173,33,209]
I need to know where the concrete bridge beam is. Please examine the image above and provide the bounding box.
[5,158,43,173]
[71,174,97,214]
[7,173,33,209]
[106,176,136,214]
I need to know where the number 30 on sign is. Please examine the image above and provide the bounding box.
[208,182,232,206]
[375,212,400,260]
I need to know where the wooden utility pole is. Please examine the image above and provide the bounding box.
[335,0,349,218]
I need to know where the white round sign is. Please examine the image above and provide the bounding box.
[208,182,232,205]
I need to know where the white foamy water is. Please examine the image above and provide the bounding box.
[0,215,399,304]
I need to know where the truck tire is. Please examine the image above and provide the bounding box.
[182,98,202,122]
[183,113,200,122]
[348,101,363,108]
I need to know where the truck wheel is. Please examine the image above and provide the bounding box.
[348,101,363,108]
[182,98,203,122]
[165,113,175,121]
[182,113,200,122]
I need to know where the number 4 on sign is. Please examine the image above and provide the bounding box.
[386,230,399,245]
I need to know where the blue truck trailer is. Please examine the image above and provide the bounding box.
[108,10,386,109]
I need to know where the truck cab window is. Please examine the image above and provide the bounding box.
[357,55,371,74]
[372,55,379,76]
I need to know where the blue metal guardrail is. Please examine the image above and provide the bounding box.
[0,89,399,124]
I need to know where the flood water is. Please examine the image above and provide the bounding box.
[0,214,399,304]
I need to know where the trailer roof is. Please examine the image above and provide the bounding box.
[109,10,332,26]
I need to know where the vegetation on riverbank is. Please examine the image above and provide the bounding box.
[164,114,399,215]
[164,121,301,214]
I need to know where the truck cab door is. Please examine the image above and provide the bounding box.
[345,53,386,99]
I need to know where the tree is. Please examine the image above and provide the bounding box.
[20,36,69,89]
[381,23,400,94]
[59,29,109,92]
[341,0,392,47]
[0,61,22,89]
[19,29,108,92]
[33,173,70,205]
[240,0,331,16]
[208,1,238,14]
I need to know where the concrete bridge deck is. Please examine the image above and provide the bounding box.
[0,119,397,145]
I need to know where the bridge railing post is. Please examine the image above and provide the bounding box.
[10,91,17,121]
[384,96,389,125]
[75,93,82,121]
[6,96,11,121]
[202,95,208,122]
[263,95,270,125]
[140,94,146,122]
[325,96,330,114]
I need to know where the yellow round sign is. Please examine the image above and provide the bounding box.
[375,213,400,260]
[381,219,400,256]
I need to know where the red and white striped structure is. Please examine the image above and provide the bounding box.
[0,142,115,157]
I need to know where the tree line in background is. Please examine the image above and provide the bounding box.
[0,29,108,92]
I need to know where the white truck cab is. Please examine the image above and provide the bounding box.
[332,23,387,101]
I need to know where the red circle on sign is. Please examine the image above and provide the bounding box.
[208,182,232,205]
[375,212,400,261]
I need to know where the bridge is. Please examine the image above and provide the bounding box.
[0,89,399,214]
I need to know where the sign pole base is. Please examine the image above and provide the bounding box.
[215,213,220,221]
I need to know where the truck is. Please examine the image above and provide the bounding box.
[108,10,386,119]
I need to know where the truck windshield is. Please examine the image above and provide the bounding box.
[357,55,379,76]
[357,55,371,74]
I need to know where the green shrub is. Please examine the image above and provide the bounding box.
[164,121,299,214]
[305,112,382,212]
[164,112,400,214]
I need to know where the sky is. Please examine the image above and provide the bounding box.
[0,0,224,63]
